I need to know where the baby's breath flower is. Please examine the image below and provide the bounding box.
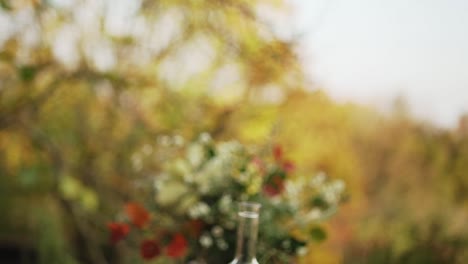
[216,239,228,250]
[333,179,346,193]
[324,190,338,204]
[218,195,233,214]
[211,225,224,237]
[172,159,191,176]
[183,173,194,183]
[155,180,189,206]
[297,246,308,256]
[188,202,210,219]
[310,171,327,187]
[199,233,213,248]
[187,143,205,168]
[199,132,212,144]
[238,172,249,184]
[307,209,322,221]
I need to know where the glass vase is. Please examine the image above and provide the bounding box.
[228,202,261,264]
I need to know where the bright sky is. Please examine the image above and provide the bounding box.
[288,0,468,127]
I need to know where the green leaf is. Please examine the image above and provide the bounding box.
[310,196,328,210]
[19,167,38,187]
[18,65,37,82]
[0,0,11,10]
[309,226,327,242]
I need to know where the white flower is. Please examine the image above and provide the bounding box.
[333,179,346,193]
[307,209,322,221]
[153,173,168,190]
[194,157,228,193]
[322,180,345,204]
[198,181,211,195]
[155,180,189,206]
[177,194,198,213]
[211,225,224,237]
[310,171,327,187]
[188,202,211,218]
[187,143,205,168]
[216,141,245,170]
[238,172,249,183]
[199,132,212,144]
[218,195,232,213]
[183,173,195,183]
[285,179,299,193]
[216,239,228,250]
[172,158,191,177]
[199,233,213,248]
[324,191,338,204]
[296,246,308,256]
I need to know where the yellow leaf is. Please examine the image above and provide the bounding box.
[80,187,99,212]
[59,175,82,201]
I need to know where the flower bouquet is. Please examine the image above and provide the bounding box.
[108,133,346,263]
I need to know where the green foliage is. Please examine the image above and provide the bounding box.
[309,227,327,242]
[36,208,79,264]
[0,0,303,263]
[0,0,11,10]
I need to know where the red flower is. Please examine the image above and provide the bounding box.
[125,202,150,229]
[273,144,283,161]
[140,239,161,260]
[282,160,295,172]
[165,233,188,259]
[263,175,285,197]
[107,222,130,244]
[263,184,280,196]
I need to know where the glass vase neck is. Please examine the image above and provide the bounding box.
[229,202,261,264]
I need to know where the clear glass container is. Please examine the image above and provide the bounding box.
[229,202,261,264]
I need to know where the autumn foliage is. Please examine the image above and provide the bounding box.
[0,0,467,264]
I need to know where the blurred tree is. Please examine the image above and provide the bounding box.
[344,115,468,264]
[0,0,303,263]
[1,1,467,264]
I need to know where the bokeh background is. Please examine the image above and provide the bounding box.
[1,0,467,263]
